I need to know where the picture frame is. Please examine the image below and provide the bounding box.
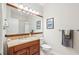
[47,18,54,29]
[36,21,41,29]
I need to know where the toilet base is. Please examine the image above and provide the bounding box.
[41,48,53,55]
[40,44,53,54]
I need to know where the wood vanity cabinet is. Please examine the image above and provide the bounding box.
[8,40,40,55]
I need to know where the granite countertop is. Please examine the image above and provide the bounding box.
[7,36,40,48]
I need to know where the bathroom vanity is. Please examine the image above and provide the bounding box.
[5,3,43,55]
[6,32,42,55]
[8,39,40,55]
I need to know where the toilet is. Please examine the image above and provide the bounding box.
[41,44,52,52]
[40,37,52,52]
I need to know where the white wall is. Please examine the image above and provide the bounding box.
[0,3,2,54]
[43,3,79,55]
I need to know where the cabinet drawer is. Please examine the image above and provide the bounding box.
[14,49,26,55]
[13,40,40,52]
[30,44,39,54]
[30,40,40,45]
[14,48,29,55]
[13,44,27,52]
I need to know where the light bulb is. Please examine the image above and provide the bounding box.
[14,4,19,7]
[17,9,21,11]
[35,11,40,15]
[19,5,23,9]
[28,8,33,12]
[32,10,39,15]
[31,10,36,13]
[24,7,29,11]
[23,10,26,13]
[26,12,30,14]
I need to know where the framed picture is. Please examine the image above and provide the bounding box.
[47,18,54,29]
[36,21,41,29]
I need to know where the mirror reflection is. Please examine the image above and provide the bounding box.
[6,4,43,35]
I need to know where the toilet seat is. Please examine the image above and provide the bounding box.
[41,44,52,49]
[41,44,53,54]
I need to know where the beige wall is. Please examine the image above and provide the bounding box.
[43,3,79,55]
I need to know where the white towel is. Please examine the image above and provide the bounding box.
[64,30,70,35]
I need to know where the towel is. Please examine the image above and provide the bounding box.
[62,30,73,48]
[64,30,70,35]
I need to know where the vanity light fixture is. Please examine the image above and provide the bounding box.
[23,10,26,13]
[26,12,30,14]
[6,3,43,17]
[18,5,24,9]
[17,9,21,11]
[32,10,36,13]
[35,11,40,15]
[28,8,33,13]
[13,4,40,15]
[32,10,40,15]
[18,4,40,15]
[24,7,29,11]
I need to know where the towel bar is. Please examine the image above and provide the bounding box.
[59,29,79,31]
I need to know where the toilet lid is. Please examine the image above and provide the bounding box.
[41,44,52,49]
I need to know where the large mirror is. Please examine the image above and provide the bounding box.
[6,4,43,35]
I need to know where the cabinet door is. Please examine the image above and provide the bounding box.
[8,40,40,55]
[14,49,26,55]
[26,48,30,55]
[14,48,29,55]
[33,52,40,55]
[30,44,39,55]
[8,47,14,55]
